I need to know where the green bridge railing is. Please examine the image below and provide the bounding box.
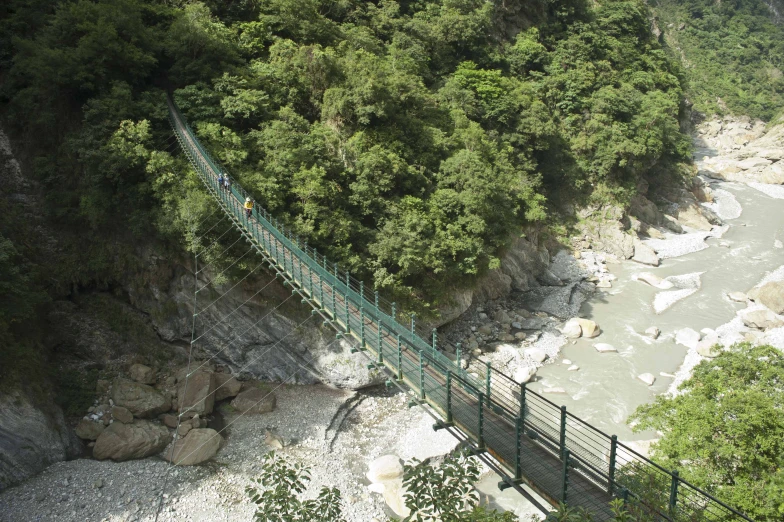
[167,96,753,522]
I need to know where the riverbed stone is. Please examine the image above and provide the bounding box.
[594,343,617,353]
[178,372,216,416]
[513,367,536,384]
[111,406,133,424]
[728,292,748,302]
[775,240,783,249]
[740,308,784,330]
[160,414,179,429]
[637,373,656,386]
[567,365,579,371]
[561,319,582,339]
[111,379,170,419]
[644,327,660,339]
[128,364,156,385]
[164,428,222,466]
[230,387,276,414]
[213,373,242,401]
[367,455,403,483]
[75,419,105,441]
[524,348,547,363]
[675,328,700,349]
[632,239,660,267]
[634,272,674,289]
[748,281,784,314]
[93,420,171,462]
[543,387,567,394]
[575,318,600,338]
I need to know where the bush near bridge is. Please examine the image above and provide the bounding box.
[629,343,784,521]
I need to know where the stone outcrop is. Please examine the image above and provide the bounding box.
[93,420,171,462]
[230,387,276,414]
[632,239,660,266]
[112,379,170,418]
[0,391,81,491]
[740,308,784,330]
[213,373,242,401]
[164,428,222,466]
[111,406,133,424]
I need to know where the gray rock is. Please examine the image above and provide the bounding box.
[675,328,700,349]
[75,419,105,441]
[740,308,784,330]
[748,281,784,314]
[128,364,156,385]
[111,406,133,424]
[160,414,179,429]
[727,292,748,302]
[632,239,660,267]
[112,379,170,419]
[594,343,617,353]
[177,372,215,416]
[164,428,222,466]
[560,319,582,339]
[637,373,656,386]
[524,348,547,363]
[213,373,242,401]
[93,420,171,462]
[644,326,660,339]
[230,387,276,414]
[574,318,600,338]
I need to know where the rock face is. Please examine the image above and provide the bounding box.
[75,419,105,440]
[0,391,81,490]
[93,420,171,462]
[128,364,156,384]
[230,387,276,414]
[178,372,215,415]
[164,428,222,466]
[112,379,170,418]
[748,281,784,314]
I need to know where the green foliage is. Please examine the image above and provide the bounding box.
[548,499,644,521]
[652,0,784,120]
[629,343,784,521]
[401,450,512,521]
[1,0,691,320]
[246,452,345,522]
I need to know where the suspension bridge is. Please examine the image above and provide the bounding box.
[166,96,753,522]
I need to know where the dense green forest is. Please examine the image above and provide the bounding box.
[650,0,784,120]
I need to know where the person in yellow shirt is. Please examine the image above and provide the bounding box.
[244,197,254,219]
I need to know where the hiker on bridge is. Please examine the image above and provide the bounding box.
[224,175,231,192]
[244,197,254,219]
[217,172,224,190]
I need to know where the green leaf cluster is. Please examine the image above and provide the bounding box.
[629,343,784,521]
[246,452,345,522]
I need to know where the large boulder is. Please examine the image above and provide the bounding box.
[748,281,784,314]
[560,319,583,339]
[230,387,276,414]
[632,239,660,267]
[675,204,713,231]
[575,318,600,338]
[213,373,242,402]
[740,308,784,330]
[111,406,133,424]
[111,379,170,418]
[164,428,222,466]
[75,419,105,441]
[675,328,700,350]
[178,372,216,416]
[367,455,403,483]
[128,364,156,384]
[594,343,617,353]
[513,367,536,384]
[93,420,171,461]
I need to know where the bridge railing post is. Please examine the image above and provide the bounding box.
[608,435,618,495]
[560,405,568,461]
[669,470,680,516]
[516,382,526,480]
[397,335,403,381]
[446,370,453,424]
[477,392,485,449]
[419,350,425,400]
[485,361,491,406]
[561,449,571,503]
[377,320,383,364]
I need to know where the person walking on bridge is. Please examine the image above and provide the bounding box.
[244,197,254,220]
[217,172,224,191]
[224,175,231,192]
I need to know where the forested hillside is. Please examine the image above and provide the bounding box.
[651,0,784,120]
